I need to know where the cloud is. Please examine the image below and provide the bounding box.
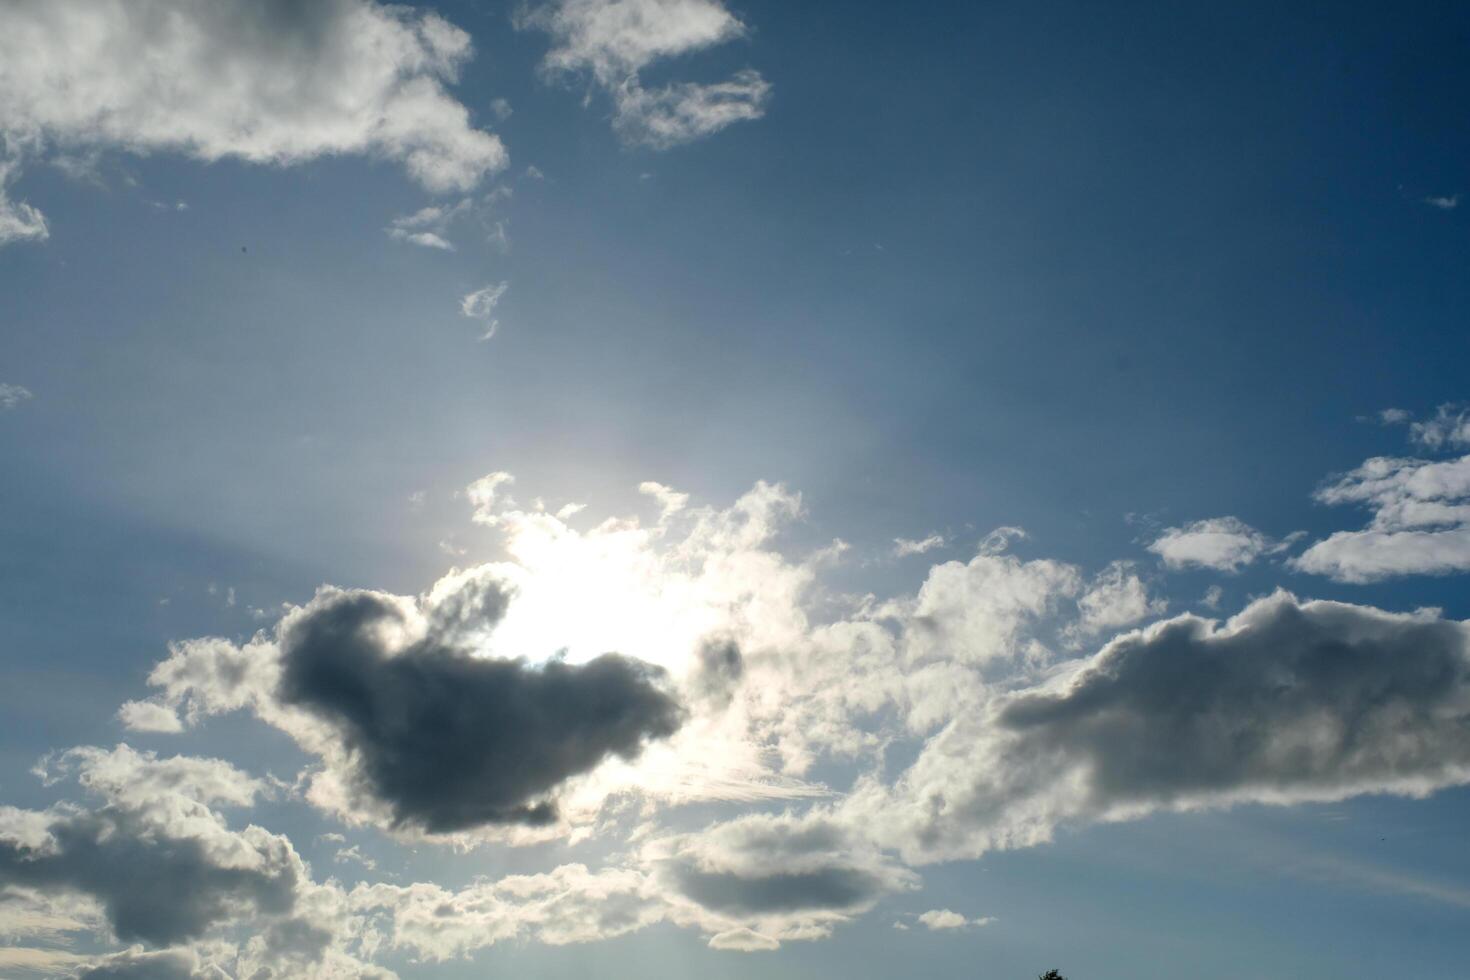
[117,699,183,734]
[1148,517,1294,572]
[847,591,1470,864]
[1293,453,1470,582]
[133,578,685,836]
[1424,193,1461,210]
[1376,407,1412,425]
[461,282,509,339]
[0,159,47,244]
[1410,404,1470,450]
[610,69,771,149]
[1068,561,1165,641]
[914,908,993,931]
[387,189,511,251]
[519,0,771,148]
[0,382,34,410]
[274,587,683,832]
[349,862,665,962]
[0,0,506,242]
[14,470,1470,970]
[69,947,214,980]
[901,551,1081,666]
[893,534,946,558]
[649,811,917,948]
[0,747,299,947]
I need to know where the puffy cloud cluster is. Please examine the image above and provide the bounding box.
[1294,453,1470,582]
[1,747,295,948]
[845,591,1470,864]
[8,467,1470,973]
[0,746,389,978]
[126,578,683,837]
[0,0,506,242]
[519,0,771,148]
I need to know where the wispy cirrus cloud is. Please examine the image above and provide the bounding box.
[0,382,33,409]
[518,0,771,148]
[461,282,510,340]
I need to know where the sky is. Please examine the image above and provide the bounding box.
[1,1,1470,977]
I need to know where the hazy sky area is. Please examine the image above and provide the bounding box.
[2,2,1470,978]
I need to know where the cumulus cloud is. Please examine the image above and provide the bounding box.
[0,747,298,947]
[1424,193,1461,211]
[1294,453,1470,582]
[116,699,183,734]
[649,811,917,948]
[13,471,1470,971]
[848,592,1470,864]
[1148,517,1294,572]
[0,0,506,242]
[519,0,771,148]
[1068,561,1165,641]
[277,588,683,831]
[913,908,993,931]
[140,581,683,835]
[901,551,1081,667]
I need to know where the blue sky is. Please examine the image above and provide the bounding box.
[2,1,1469,977]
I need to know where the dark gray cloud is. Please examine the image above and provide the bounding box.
[672,865,890,916]
[71,948,210,980]
[689,637,743,707]
[0,809,296,947]
[276,590,684,832]
[655,812,916,938]
[998,593,1470,806]
[866,592,1470,864]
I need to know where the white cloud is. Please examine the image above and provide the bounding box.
[1410,404,1470,450]
[1377,407,1412,425]
[386,189,511,251]
[0,382,34,409]
[116,699,184,733]
[900,551,1081,666]
[914,908,993,931]
[10,471,1470,970]
[461,282,510,340]
[1424,193,1461,211]
[1068,561,1165,641]
[519,0,771,148]
[893,534,946,558]
[0,0,507,243]
[1148,516,1294,572]
[1294,452,1470,582]
[0,159,47,244]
